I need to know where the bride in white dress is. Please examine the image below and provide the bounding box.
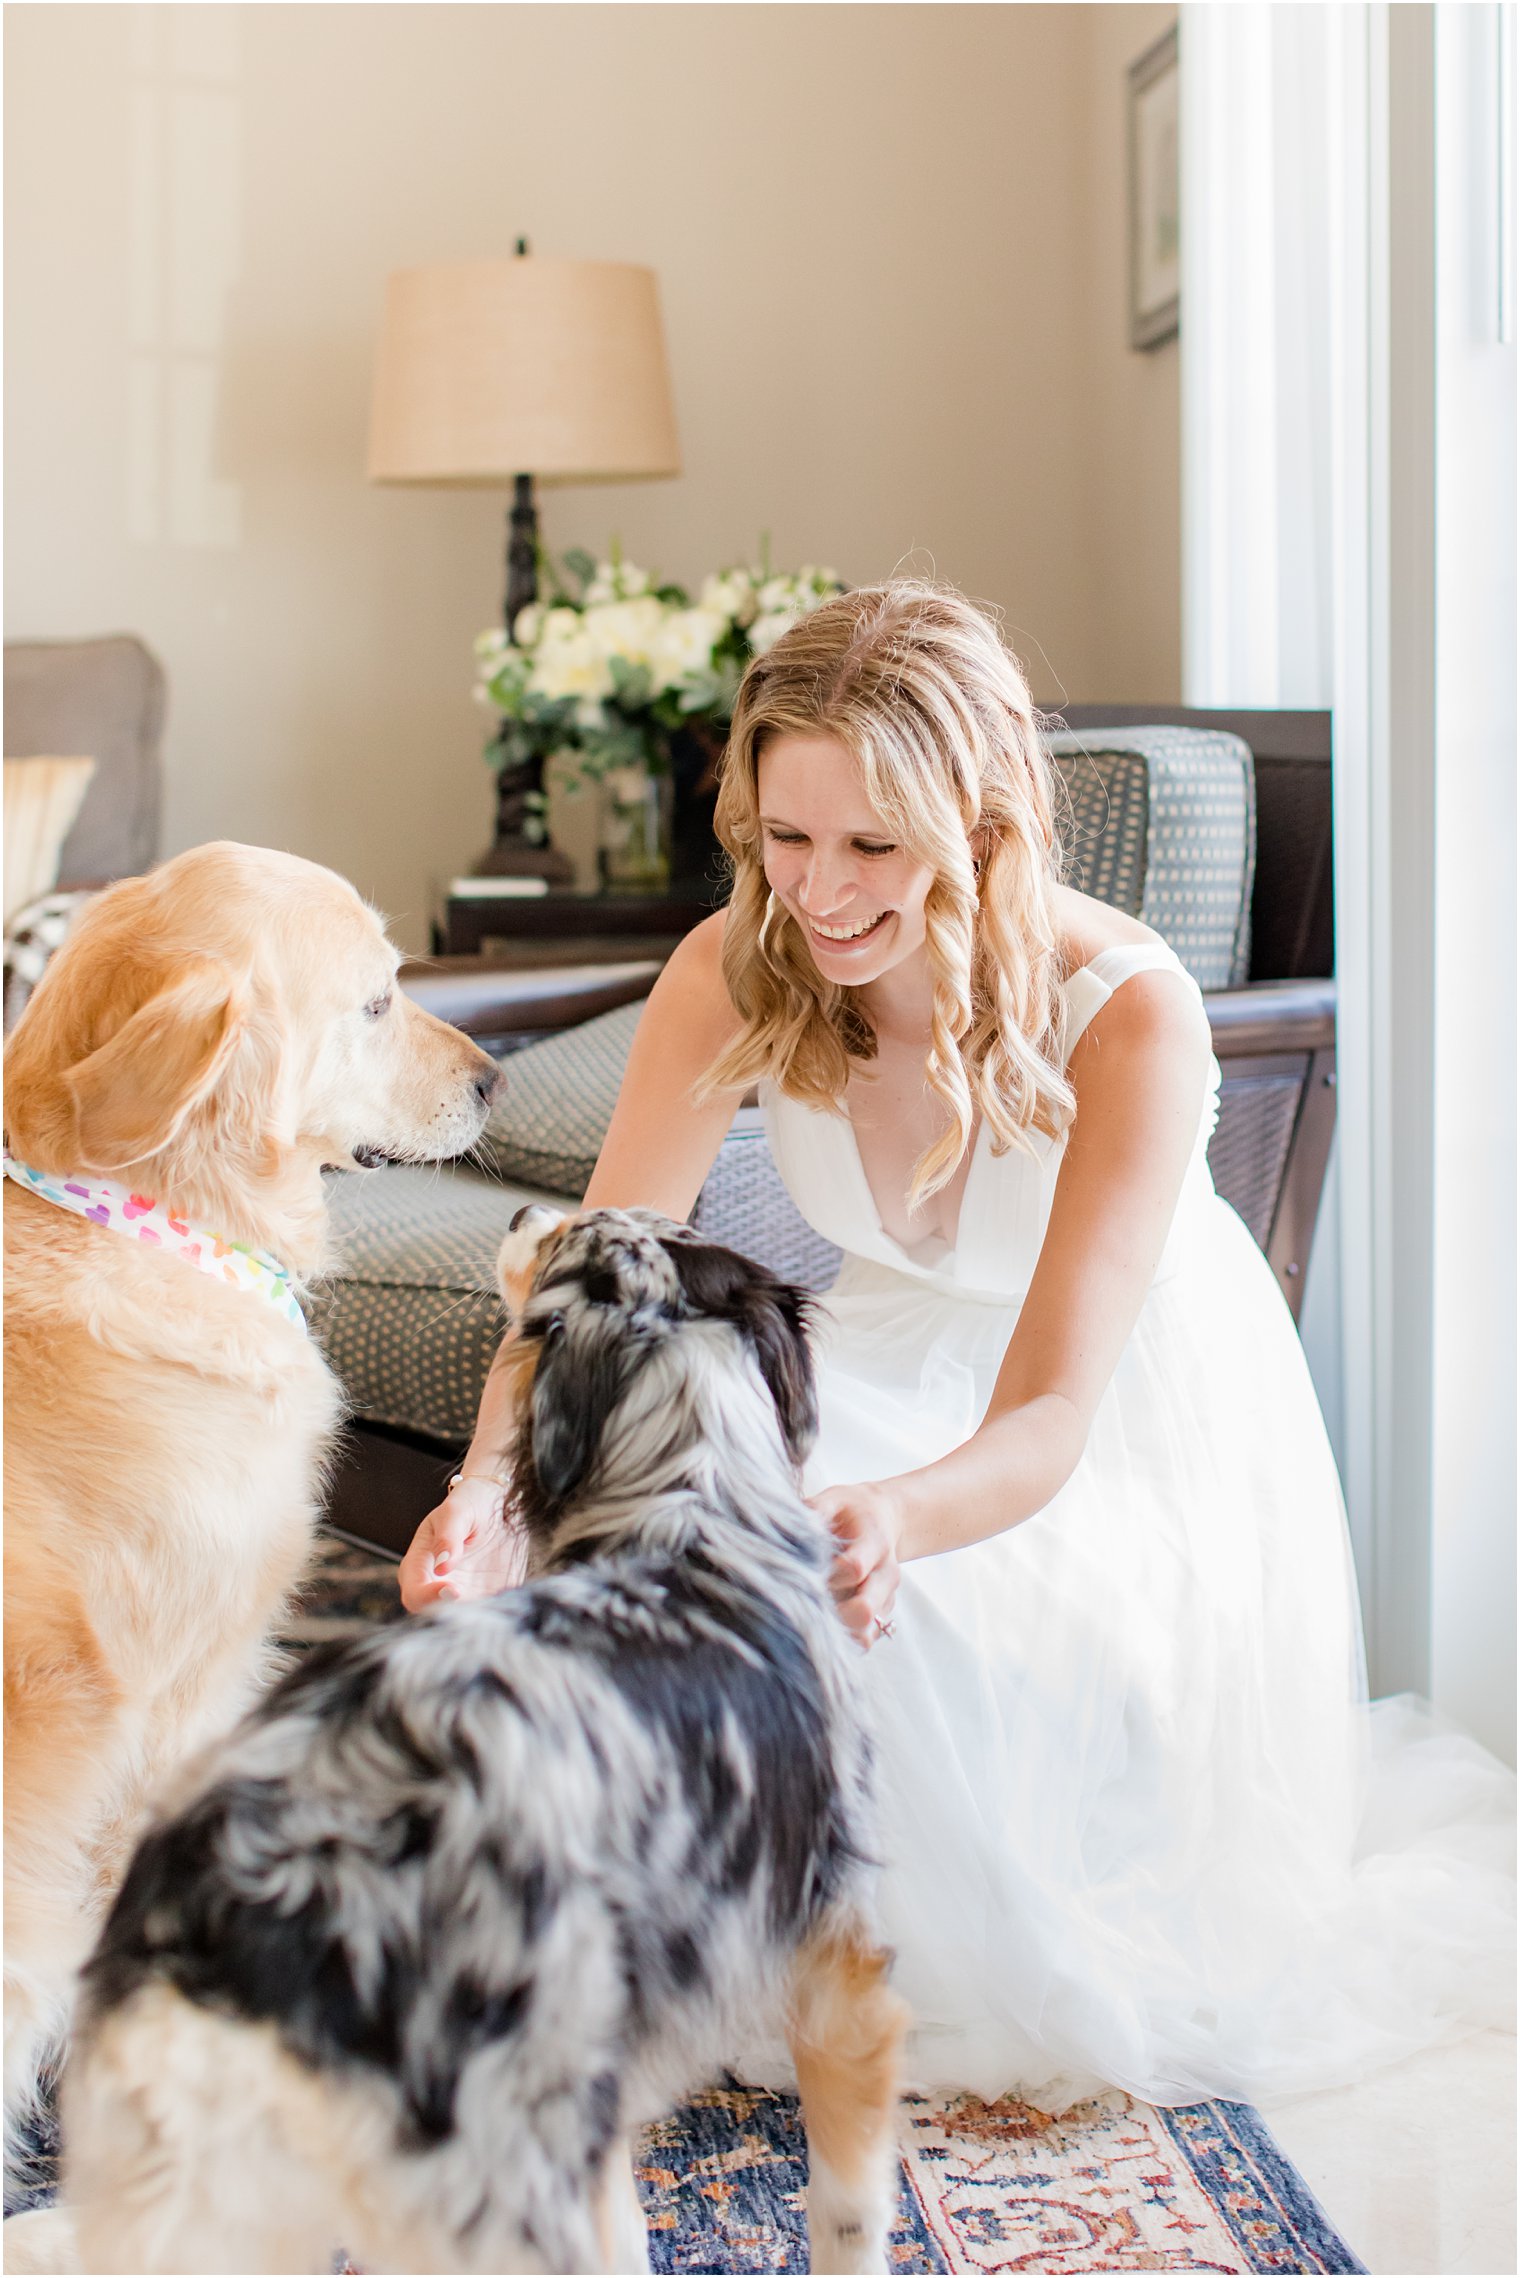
[401,581,1514,2110]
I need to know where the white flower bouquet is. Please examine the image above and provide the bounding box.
[474,546,843,857]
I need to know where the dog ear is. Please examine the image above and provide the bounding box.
[740,1276,818,1467]
[58,958,247,1173]
[665,1239,818,1466]
[495,1209,569,1325]
[526,1317,630,1511]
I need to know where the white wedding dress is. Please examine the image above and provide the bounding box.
[757,943,1515,2110]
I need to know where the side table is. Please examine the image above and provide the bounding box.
[434,887,722,959]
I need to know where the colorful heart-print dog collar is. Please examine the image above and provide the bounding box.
[2,1148,307,1333]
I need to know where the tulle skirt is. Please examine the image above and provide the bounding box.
[768,1201,1515,2111]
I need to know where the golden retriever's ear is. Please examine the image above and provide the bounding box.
[57,958,247,1173]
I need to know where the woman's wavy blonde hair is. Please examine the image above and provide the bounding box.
[701,580,1074,1206]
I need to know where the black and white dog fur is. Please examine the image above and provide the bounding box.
[60,1208,908,2275]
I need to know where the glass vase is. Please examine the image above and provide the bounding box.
[598,772,672,893]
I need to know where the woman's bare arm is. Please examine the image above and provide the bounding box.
[581,913,745,1216]
[399,915,744,1609]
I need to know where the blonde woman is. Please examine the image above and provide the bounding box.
[400,583,1511,2108]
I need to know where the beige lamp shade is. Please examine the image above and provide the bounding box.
[367,258,681,487]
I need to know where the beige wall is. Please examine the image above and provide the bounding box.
[1075,3,1181,701]
[4,3,1179,950]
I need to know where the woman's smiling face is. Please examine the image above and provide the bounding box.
[757,734,937,987]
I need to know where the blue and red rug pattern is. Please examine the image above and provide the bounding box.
[634,2080,1364,2275]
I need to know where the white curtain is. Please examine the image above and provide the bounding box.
[1180,3,1518,1761]
[1179,6,1351,709]
[1179,1,1368,1562]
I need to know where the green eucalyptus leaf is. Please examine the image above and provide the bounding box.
[486,677,526,718]
[608,658,655,710]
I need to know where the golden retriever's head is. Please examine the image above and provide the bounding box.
[3,843,501,1273]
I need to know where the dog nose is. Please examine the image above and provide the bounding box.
[474,1061,503,1110]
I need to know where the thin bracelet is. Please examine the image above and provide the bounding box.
[447,1469,508,1494]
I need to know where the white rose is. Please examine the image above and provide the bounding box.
[475,627,510,662]
[584,596,666,669]
[757,576,794,615]
[699,571,758,626]
[511,604,543,649]
[528,621,614,711]
[476,641,530,704]
[650,607,727,692]
[585,560,651,604]
[747,610,796,656]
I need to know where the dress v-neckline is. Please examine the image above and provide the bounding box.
[836,1105,991,1270]
[835,953,1113,1268]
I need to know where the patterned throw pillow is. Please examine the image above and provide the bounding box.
[475,997,645,1193]
[2,886,98,1032]
[3,755,96,925]
[1050,746,1149,918]
[1046,726,1257,989]
[692,1109,841,1292]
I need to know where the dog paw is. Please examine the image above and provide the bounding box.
[805,2198,888,2275]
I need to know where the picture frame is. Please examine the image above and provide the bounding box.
[1128,23,1180,351]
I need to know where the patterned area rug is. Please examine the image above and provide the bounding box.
[640,2081,1363,2275]
[6,1540,1359,2272]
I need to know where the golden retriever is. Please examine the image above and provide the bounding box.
[2,841,500,2245]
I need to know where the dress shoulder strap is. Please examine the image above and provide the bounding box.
[1062,942,1200,1061]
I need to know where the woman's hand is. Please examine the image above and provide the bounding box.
[809,1479,906,1648]
[398,1474,529,1613]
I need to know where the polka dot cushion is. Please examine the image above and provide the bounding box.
[1048,726,1256,989]
[476,998,645,1193]
[314,1163,565,1442]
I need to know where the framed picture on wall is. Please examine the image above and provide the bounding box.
[1128,23,1180,350]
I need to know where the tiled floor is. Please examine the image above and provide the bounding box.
[1265,2028,1516,2275]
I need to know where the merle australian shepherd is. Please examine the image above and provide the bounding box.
[60,1207,907,2275]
